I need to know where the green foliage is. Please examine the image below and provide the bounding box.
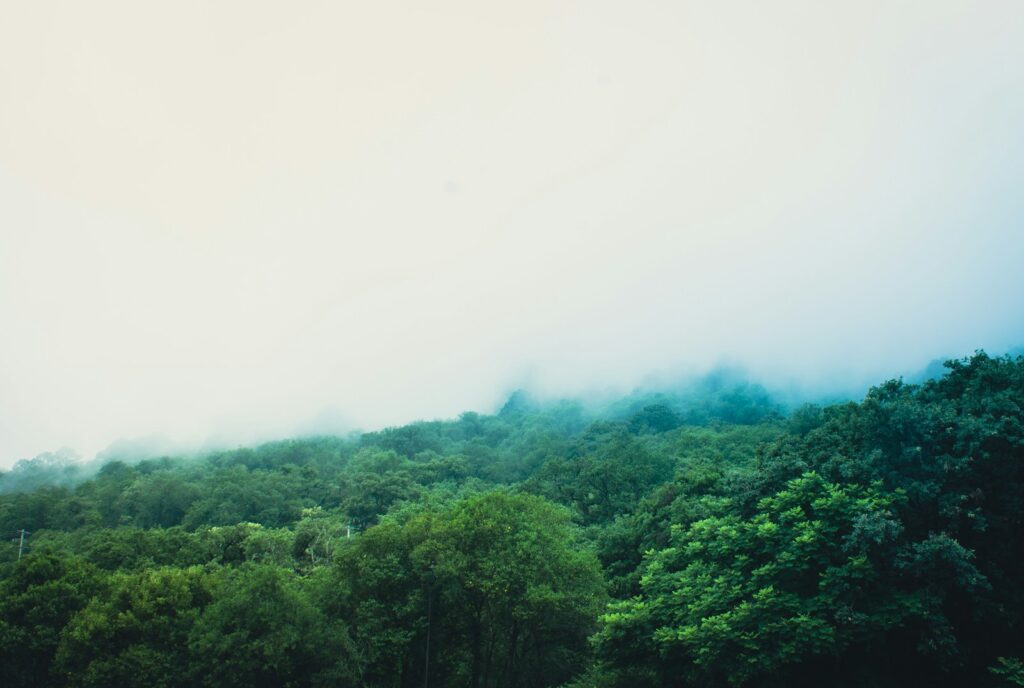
[189,564,357,688]
[527,428,673,525]
[992,657,1024,686]
[628,404,681,434]
[591,352,1024,686]
[1,352,1022,687]
[0,554,107,688]
[329,491,607,687]
[596,473,919,686]
[55,566,209,688]
[0,450,85,494]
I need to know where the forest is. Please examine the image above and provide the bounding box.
[1,352,1022,687]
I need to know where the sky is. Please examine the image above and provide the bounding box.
[2,1,1024,467]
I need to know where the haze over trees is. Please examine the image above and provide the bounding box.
[1,352,1023,687]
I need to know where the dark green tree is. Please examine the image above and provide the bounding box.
[329,491,606,688]
[0,554,107,688]
[188,564,357,688]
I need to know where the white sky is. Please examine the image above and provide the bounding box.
[2,1,1024,466]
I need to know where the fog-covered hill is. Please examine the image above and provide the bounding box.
[2,352,1023,687]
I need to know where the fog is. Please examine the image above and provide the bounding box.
[2,1,1023,468]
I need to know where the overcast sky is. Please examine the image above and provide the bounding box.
[2,1,1023,467]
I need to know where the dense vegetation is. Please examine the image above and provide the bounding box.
[1,353,1022,687]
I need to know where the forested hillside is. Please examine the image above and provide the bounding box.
[1,352,1022,687]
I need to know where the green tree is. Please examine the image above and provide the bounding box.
[595,473,936,687]
[188,564,357,688]
[55,566,209,688]
[0,554,107,688]
[329,491,607,688]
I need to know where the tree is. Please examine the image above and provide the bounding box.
[595,473,942,687]
[528,430,673,525]
[329,491,607,688]
[187,564,357,688]
[0,554,107,688]
[55,566,208,688]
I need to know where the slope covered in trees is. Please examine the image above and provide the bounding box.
[1,353,1022,687]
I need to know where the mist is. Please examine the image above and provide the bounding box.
[2,1,1024,468]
